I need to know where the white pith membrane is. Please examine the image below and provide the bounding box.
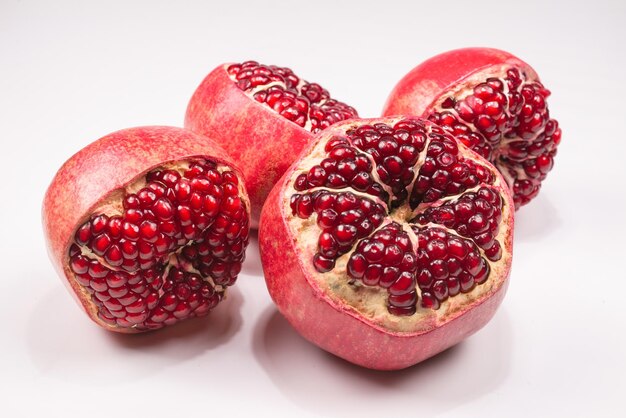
[226,62,357,132]
[68,159,249,330]
[427,64,559,206]
[284,118,512,333]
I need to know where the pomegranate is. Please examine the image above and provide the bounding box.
[42,126,250,333]
[185,60,358,227]
[383,47,561,209]
[259,117,514,370]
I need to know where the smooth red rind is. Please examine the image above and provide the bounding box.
[42,126,247,333]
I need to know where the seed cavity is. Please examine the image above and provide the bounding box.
[69,160,249,330]
[289,118,507,316]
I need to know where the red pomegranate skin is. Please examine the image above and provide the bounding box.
[185,65,335,228]
[383,48,536,116]
[259,118,514,370]
[42,126,247,333]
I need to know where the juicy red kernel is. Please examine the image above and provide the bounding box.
[347,223,418,315]
[227,61,357,133]
[290,190,386,272]
[345,120,429,206]
[428,67,560,209]
[414,187,503,261]
[70,159,249,330]
[411,226,489,310]
[293,135,389,202]
[410,128,494,208]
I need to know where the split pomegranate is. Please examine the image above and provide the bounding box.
[42,126,250,333]
[383,47,561,208]
[259,117,514,370]
[185,61,358,227]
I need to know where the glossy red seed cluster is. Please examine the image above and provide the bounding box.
[414,187,503,261]
[294,120,495,211]
[345,120,428,206]
[412,227,489,310]
[410,125,494,208]
[227,61,357,133]
[347,223,418,315]
[293,135,388,201]
[69,160,249,330]
[428,67,561,208]
[290,190,386,272]
[290,118,507,316]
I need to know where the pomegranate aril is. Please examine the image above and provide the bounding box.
[389,272,416,295]
[118,292,138,307]
[74,222,92,246]
[414,187,504,261]
[411,226,490,309]
[126,311,149,325]
[107,216,123,238]
[122,222,140,241]
[88,260,108,278]
[421,292,440,310]
[119,239,138,259]
[153,199,174,220]
[161,293,178,312]
[70,253,89,275]
[388,304,417,316]
[388,291,417,308]
[173,302,192,319]
[104,245,123,267]
[485,241,502,260]
[91,215,108,235]
[347,223,417,315]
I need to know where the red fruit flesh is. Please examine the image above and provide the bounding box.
[259,117,514,370]
[383,48,561,208]
[185,61,358,227]
[43,127,250,333]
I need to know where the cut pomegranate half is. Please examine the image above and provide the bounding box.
[383,48,561,208]
[259,117,514,370]
[185,60,358,227]
[43,127,250,332]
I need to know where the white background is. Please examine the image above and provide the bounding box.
[1,0,625,416]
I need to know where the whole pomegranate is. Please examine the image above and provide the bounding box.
[185,61,358,227]
[383,47,561,208]
[259,117,514,370]
[42,126,250,332]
